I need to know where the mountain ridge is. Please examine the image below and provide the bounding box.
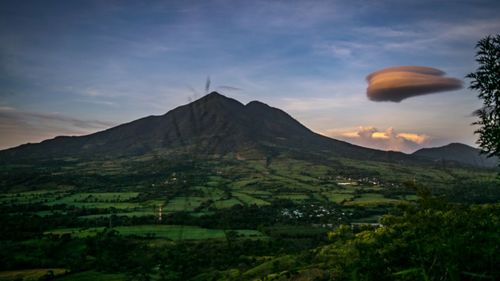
[0,92,484,168]
[413,142,498,168]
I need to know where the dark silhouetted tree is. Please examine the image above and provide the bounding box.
[466,35,500,161]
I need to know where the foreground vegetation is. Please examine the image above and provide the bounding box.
[1,196,498,281]
[0,154,498,280]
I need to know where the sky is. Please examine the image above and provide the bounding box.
[1,0,500,153]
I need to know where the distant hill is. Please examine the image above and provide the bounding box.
[413,143,498,168]
[0,92,415,163]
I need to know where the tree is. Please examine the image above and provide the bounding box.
[466,35,500,160]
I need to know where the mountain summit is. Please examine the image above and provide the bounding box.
[1,92,411,162]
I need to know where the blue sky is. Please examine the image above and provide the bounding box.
[1,0,499,152]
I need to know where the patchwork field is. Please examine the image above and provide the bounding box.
[45,225,266,240]
[0,150,498,281]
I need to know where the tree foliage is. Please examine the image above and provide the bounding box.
[466,35,500,159]
[318,201,500,281]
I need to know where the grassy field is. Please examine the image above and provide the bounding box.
[345,193,406,206]
[50,192,139,202]
[78,210,158,219]
[0,190,67,205]
[45,225,266,240]
[322,192,354,203]
[2,154,491,217]
[212,198,243,208]
[232,192,270,206]
[49,202,141,209]
[165,196,206,211]
[275,194,310,200]
[0,150,498,281]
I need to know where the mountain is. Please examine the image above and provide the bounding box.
[413,143,498,168]
[0,92,416,163]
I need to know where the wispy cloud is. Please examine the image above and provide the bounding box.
[316,42,355,59]
[278,96,362,112]
[235,1,342,31]
[75,99,117,107]
[216,85,242,92]
[0,107,115,149]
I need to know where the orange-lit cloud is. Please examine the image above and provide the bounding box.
[327,126,430,153]
[366,66,463,102]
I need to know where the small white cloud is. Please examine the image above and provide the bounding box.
[328,46,352,58]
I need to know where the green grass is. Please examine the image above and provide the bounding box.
[194,186,225,199]
[0,190,68,205]
[78,210,158,219]
[35,210,67,216]
[45,225,266,240]
[275,194,310,200]
[212,198,243,208]
[164,196,206,212]
[232,192,270,206]
[0,268,67,281]
[38,192,144,210]
[45,227,106,238]
[46,202,140,209]
[239,189,272,196]
[345,193,405,206]
[143,199,167,206]
[322,192,354,203]
[231,178,262,189]
[50,192,139,203]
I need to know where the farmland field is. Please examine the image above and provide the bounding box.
[45,225,265,240]
[0,155,498,281]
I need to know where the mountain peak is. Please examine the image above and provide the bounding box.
[446,143,474,148]
[246,100,269,108]
[0,93,416,164]
[193,91,243,107]
[205,91,224,98]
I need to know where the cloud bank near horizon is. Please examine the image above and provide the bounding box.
[0,107,115,150]
[326,126,430,153]
[366,66,463,102]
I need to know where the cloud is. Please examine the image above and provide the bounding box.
[366,66,463,102]
[325,126,430,153]
[217,85,242,91]
[279,96,363,112]
[0,107,115,150]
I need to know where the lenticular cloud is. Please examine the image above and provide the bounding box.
[366,66,463,102]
